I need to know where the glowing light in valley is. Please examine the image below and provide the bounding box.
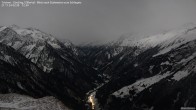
[89,95,95,110]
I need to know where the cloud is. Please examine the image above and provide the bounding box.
[0,0,196,44]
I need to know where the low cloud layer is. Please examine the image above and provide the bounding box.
[0,0,196,44]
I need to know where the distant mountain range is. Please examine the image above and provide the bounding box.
[0,24,196,110]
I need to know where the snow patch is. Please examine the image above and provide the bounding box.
[172,71,190,81]
[113,72,171,98]
[17,82,25,90]
[0,26,7,32]
[48,41,61,49]
[161,61,171,65]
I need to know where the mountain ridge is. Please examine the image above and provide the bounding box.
[1,24,196,110]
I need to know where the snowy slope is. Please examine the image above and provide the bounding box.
[116,24,196,54]
[0,25,79,72]
[113,72,171,98]
[95,24,196,110]
[0,93,71,110]
[113,50,196,98]
[114,36,196,95]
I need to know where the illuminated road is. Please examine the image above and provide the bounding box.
[88,94,95,110]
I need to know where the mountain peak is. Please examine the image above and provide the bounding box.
[182,22,196,29]
[8,24,20,29]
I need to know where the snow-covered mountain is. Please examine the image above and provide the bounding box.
[86,24,196,110]
[0,25,103,110]
[107,38,196,110]
[0,42,87,109]
[1,24,196,110]
[0,25,78,72]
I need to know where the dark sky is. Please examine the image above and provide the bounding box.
[0,0,196,44]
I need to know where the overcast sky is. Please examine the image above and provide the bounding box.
[0,0,196,44]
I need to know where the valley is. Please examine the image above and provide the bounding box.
[0,24,196,110]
